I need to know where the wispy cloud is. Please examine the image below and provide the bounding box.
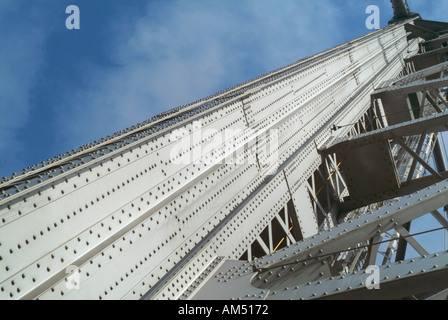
[3,0,437,176]
[53,0,350,150]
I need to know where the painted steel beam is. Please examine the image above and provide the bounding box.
[250,178,448,290]
[405,47,448,72]
[425,288,448,300]
[187,177,448,300]
[381,61,448,87]
[140,22,418,300]
[422,34,448,52]
[373,77,448,98]
[320,112,448,212]
[414,19,448,33]
[405,23,439,41]
[266,251,448,300]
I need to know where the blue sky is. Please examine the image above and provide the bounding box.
[1,1,447,254]
[1,0,447,178]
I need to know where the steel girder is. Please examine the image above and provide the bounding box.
[186,18,448,300]
[144,19,417,300]
[186,176,448,300]
[188,252,448,300]
[2,13,447,301]
[320,111,448,213]
[265,251,448,300]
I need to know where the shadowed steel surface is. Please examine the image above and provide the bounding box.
[391,0,410,20]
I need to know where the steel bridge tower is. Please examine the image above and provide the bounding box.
[1,1,448,300]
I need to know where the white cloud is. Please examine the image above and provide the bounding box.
[54,0,350,150]
[3,0,446,173]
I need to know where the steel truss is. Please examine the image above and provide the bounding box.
[1,7,448,300]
